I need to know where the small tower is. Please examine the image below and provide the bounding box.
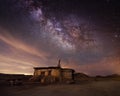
[58,59,61,68]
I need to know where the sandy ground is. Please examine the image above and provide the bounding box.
[1,81,120,96]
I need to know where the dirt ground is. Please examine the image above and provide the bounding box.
[1,81,120,96]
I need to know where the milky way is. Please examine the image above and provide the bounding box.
[0,0,120,75]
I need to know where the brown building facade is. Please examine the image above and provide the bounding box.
[32,60,75,83]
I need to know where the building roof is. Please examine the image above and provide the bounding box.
[34,66,60,69]
[34,67,75,72]
[62,68,75,72]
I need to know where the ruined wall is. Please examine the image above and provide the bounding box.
[62,70,74,80]
[34,69,61,77]
[51,69,61,77]
[33,68,61,83]
[33,68,74,83]
[34,69,48,76]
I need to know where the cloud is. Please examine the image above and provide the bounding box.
[0,27,49,59]
[68,56,120,76]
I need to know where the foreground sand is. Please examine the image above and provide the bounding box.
[1,81,120,96]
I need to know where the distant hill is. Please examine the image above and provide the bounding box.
[106,74,120,78]
[74,73,89,78]
[0,73,25,80]
[74,73,91,82]
[0,73,32,82]
[95,74,120,81]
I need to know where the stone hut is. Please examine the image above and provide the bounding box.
[32,60,75,84]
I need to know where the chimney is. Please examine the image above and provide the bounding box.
[58,59,61,68]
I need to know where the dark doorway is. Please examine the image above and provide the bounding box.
[41,71,45,76]
[48,70,51,76]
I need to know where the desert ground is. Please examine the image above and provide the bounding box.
[1,81,120,96]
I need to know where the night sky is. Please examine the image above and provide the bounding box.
[0,0,120,76]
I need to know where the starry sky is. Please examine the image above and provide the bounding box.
[0,0,120,76]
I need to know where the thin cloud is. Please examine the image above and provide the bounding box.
[0,27,48,59]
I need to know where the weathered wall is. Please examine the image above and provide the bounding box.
[34,69,48,76]
[51,69,61,77]
[33,68,74,83]
[34,69,61,77]
[62,70,73,80]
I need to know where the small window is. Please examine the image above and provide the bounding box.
[41,71,45,76]
[48,70,51,75]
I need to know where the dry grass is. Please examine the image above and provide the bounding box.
[1,81,120,96]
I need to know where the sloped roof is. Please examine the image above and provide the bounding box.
[34,66,60,69]
[34,67,75,72]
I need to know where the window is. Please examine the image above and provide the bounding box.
[41,71,45,76]
[48,70,51,76]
